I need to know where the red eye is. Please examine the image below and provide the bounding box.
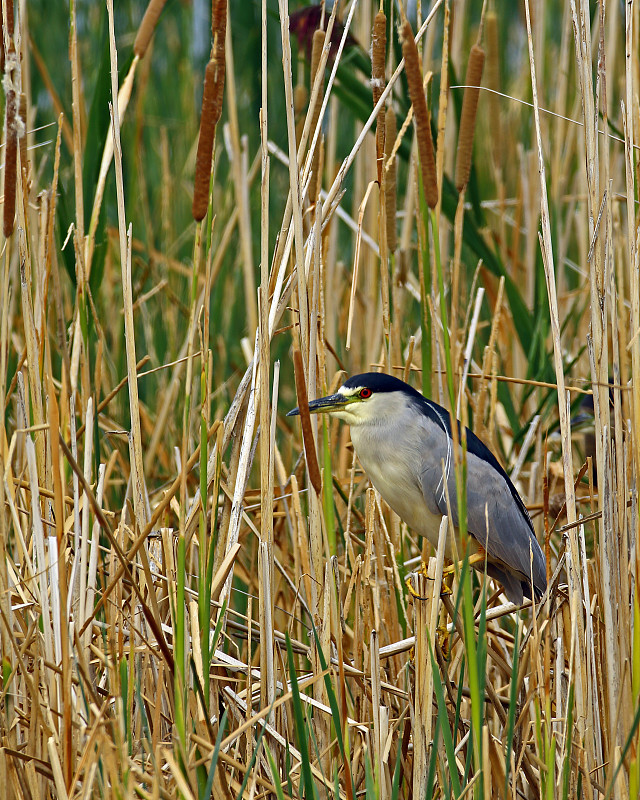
[360,388,372,399]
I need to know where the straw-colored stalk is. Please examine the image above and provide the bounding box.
[384,107,397,251]
[400,19,438,208]
[308,28,325,204]
[455,42,485,192]
[192,0,227,221]
[371,10,386,183]
[133,0,167,58]
[294,83,308,144]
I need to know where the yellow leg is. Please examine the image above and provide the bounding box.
[441,551,486,577]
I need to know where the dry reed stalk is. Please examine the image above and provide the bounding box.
[433,0,450,236]
[294,82,308,144]
[308,28,325,203]
[454,42,485,192]
[84,59,137,278]
[107,0,150,533]
[133,0,167,57]
[400,19,438,208]
[384,107,397,251]
[218,353,259,612]
[346,180,376,349]
[624,3,640,510]
[371,11,386,184]
[69,1,85,263]
[523,9,589,764]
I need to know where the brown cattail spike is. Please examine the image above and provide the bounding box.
[4,86,17,237]
[384,107,397,252]
[133,0,168,58]
[212,0,227,43]
[192,59,223,221]
[192,0,227,221]
[371,11,386,183]
[400,20,438,209]
[308,28,325,203]
[455,43,485,192]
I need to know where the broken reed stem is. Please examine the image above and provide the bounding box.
[293,349,322,495]
[0,0,14,73]
[401,19,438,208]
[133,0,167,58]
[192,0,227,221]
[308,28,325,204]
[371,10,386,183]
[384,107,397,252]
[455,42,485,192]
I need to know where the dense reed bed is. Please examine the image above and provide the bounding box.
[2,1,639,798]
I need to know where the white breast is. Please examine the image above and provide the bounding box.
[349,422,447,550]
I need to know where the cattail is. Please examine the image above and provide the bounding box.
[455,43,485,192]
[401,20,438,208]
[192,60,223,220]
[308,28,325,203]
[4,84,17,237]
[212,0,227,43]
[384,107,397,252]
[371,10,386,183]
[133,0,167,58]
[192,0,227,221]
[293,350,322,495]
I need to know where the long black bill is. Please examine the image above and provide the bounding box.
[286,393,346,417]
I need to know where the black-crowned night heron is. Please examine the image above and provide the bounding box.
[288,372,547,605]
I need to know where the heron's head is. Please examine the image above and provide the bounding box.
[287,372,419,426]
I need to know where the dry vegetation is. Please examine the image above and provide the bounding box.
[2,0,640,798]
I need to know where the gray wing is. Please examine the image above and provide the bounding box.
[421,446,547,596]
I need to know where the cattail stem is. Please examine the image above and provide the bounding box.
[401,19,438,209]
[308,28,325,204]
[455,42,485,192]
[371,10,386,183]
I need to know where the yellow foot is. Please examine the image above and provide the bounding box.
[405,573,430,601]
[436,624,450,658]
